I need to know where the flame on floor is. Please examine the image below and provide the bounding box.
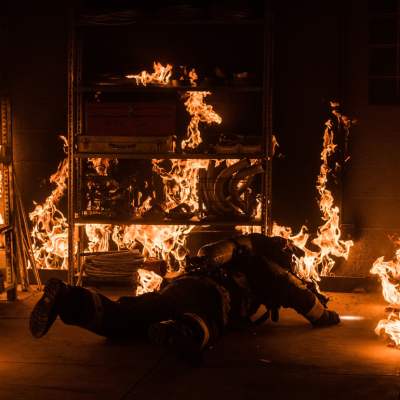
[371,244,400,345]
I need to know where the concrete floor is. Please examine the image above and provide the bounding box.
[0,287,399,400]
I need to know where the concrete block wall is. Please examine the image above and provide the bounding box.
[272,0,400,277]
[8,0,68,216]
[337,1,400,276]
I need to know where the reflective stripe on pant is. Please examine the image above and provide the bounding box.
[265,258,325,321]
[183,313,210,349]
[81,291,104,331]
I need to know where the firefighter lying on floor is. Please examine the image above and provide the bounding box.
[29,233,340,367]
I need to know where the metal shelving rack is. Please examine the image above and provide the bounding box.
[0,11,16,299]
[67,0,274,285]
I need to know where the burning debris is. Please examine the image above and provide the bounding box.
[126,61,172,86]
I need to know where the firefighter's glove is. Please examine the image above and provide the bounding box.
[311,309,340,327]
[271,304,281,323]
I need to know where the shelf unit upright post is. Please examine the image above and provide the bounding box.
[261,0,274,236]
[67,0,77,285]
[0,10,16,299]
[67,0,274,285]
[0,93,16,299]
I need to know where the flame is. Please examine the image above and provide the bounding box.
[271,104,353,282]
[85,224,112,253]
[237,139,278,235]
[87,158,117,176]
[29,137,69,269]
[181,91,222,150]
[136,268,163,295]
[112,224,194,269]
[151,158,209,212]
[189,69,198,87]
[311,112,353,276]
[371,245,400,345]
[126,62,172,86]
[375,313,400,346]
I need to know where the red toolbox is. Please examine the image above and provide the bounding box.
[85,102,176,136]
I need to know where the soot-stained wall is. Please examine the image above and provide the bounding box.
[7,0,396,277]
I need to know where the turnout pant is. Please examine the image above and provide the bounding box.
[58,258,324,344]
[58,276,232,345]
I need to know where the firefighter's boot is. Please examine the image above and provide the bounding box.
[29,278,71,338]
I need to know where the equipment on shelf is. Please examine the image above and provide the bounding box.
[77,135,174,154]
[216,134,262,154]
[155,3,206,20]
[85,102,176,137]
[79,102,176,155]
[81,8,149,25]
[141,203,167,221]
[198,159,264,219]
[167,203,195,221]
[77,251,167,286]
[210,1,258,19]
[77,250,144,284]
[79,1,262,25]
[82,174,142,219]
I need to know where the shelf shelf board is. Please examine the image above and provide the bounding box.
[74,85,263,93]
[75,18,266,26]
[74,152,262,160]
[74,216,263,227]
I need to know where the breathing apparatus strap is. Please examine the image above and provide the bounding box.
[225,237,250,257]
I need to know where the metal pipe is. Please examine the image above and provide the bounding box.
[229,163,265,214]
[213,158,250,213]
[205,160,231,214]
[226,176,253,203]
[199,168,213,214]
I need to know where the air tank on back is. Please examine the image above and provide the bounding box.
[196,235,253,268]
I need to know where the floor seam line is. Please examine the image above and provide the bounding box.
[120,350,171,400]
